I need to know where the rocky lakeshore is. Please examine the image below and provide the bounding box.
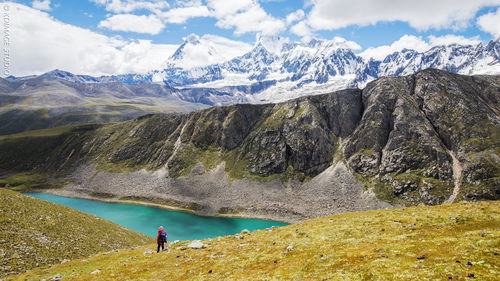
[38,161,392,223]
[1,69,499,220]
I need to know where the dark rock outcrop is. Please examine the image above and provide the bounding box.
[0,69,498,218]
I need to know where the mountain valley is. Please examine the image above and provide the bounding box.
[3,37,498,136]
[1,69,498,222]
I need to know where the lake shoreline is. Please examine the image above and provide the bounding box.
[29,188,295,224]
[52,163,390,225]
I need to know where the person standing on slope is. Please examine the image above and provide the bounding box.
[157,226,168,253]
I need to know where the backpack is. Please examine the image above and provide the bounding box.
[160,230,168,242]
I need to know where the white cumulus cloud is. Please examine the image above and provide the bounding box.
[31,0,51,11]
[158,5,211,24]
[307,0,500,31]
[92,0,285,36]
[290,21,312,38]
[0,3,177,76]
[331,36,361,50]
[206,0,253,18]
[201,34,253,55]
[477,8,500,38]
[359,35,429,60]
[359,34,484,60]
[207,0,286,35]
[360,35,431,60]
[98,14,165,35]
[428,34,481,46]
[286,9,304,25]
[91,0,169,13]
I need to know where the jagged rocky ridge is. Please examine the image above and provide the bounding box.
[0,69,498,220]
[8,38,500,106]
[152,37,500,104]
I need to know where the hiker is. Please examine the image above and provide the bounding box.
[157,226,168,253]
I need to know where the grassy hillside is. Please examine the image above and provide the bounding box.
[0,189,153,277]
[0,125,81,141]
[9,201,500,280]
[0,124,102,191]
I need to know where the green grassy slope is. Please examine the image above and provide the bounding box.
[0,124,101,191]
[0,125,81,141]
[9,201,500,281]
[0,189,153,277]
[0,105,163,136]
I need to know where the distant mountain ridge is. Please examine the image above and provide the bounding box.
[6,37,500,106]
[7,69,153,84]
[1,69,498,221]
[0,76,206,135]
[151,36,499,104]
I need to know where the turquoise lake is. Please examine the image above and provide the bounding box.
[25,193,288,241]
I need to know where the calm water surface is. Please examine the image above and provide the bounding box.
[25,192,288,241]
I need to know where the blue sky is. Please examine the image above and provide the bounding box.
[18,0,500,47]
[2,0,500,76]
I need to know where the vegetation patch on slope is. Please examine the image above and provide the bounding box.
[9,201,500,281]
[356,168,454,206]
[0,125,79,141]
[0,173,55,191]
[0,189,152,277]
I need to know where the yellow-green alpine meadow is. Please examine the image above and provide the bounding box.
[0,189,153,278]
[3,1,500,280]
[6,200,499,281]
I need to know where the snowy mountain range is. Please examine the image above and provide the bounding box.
[8,35,500,105]
[164,34,252,69]
[151,35,500,104]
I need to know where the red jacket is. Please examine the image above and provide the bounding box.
[157,230,166,243]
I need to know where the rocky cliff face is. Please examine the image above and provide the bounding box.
[352,70,499,202]
[0,69,498,220]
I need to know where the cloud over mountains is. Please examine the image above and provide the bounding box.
[7,1,500,76]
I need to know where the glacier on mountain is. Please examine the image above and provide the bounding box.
[8,36,499,106]
[150,35,499,104]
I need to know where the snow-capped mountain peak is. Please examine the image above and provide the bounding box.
[151,38,499,105]
[255,34,288,55]
[169,34,202,61]
[327,37,362,50]
[164,34,218,69]
[162,34,252,70]
[184,33,201,45]
[11,38,499,107]
[8,69,152,84]
[38,69,99,83]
